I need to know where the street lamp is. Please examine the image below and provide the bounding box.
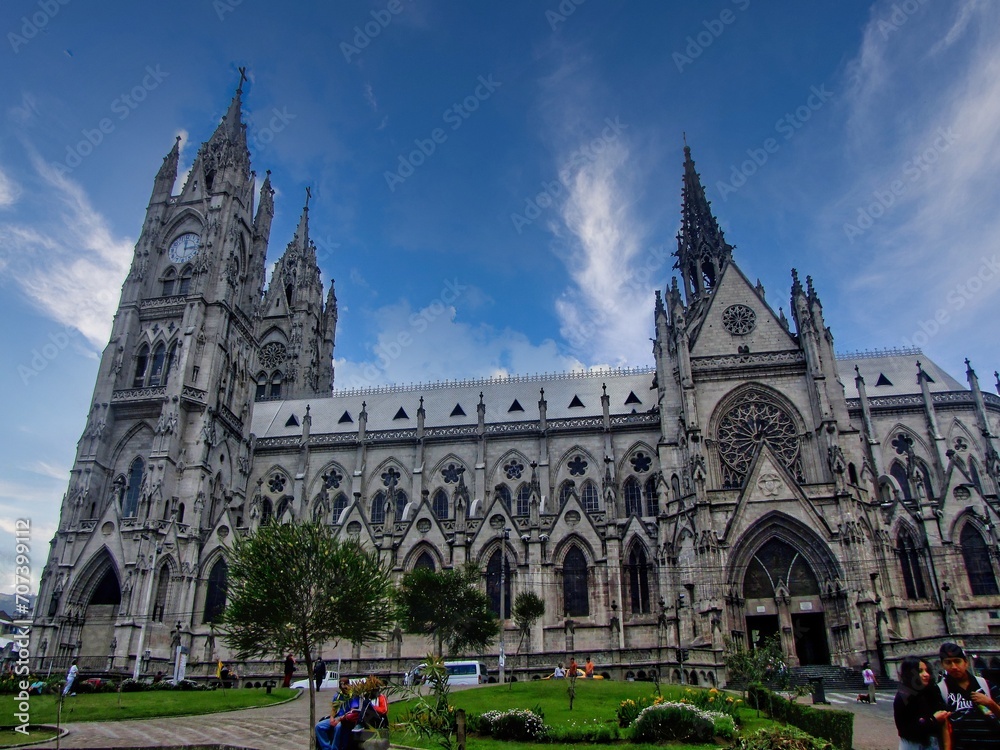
[498,527,510,685]
[132,533,162,680]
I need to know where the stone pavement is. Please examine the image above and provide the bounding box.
[25,686,903,750]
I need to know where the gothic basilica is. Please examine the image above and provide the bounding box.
[32,84,1000,685]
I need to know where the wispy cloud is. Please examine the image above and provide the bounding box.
[0,166,21,207]
[0,152,134,347]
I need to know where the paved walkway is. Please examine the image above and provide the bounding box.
[24,686,902,750]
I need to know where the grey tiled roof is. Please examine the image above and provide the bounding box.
[836,349,965,399]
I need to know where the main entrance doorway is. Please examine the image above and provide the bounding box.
[792,612,830,666]
[745,614,779,650]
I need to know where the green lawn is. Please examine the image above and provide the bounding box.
[13,687,299,725]
[390,680,769,749]
[0,728,59,747]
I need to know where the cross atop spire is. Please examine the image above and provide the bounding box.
[674,141,733,305]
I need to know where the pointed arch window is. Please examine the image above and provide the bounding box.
[916,461,934,500]
[203,559,228,623]
[516,484,531,517]
[164,343,178,384]
[152,565,170,622]
[623,477,642,516]
[133,345,150,388]
[255,372,268,401]
[161,268,177,296]
[414,551,436,571]
[495,485,512,513]
[331,493,348,522]
[148,343,167,387]
[897,530,927,599]
[395,491,408,519]
[962,524,999,596]
[270,371,283,400]
[581,481,599,513]
[485,549,511,618]
[371,492,386,524]
[123,457,144,517]
[890,462,913,501]
[563,546,589,617]
[627,546,651,614]
[644,476,659,516]
[558,481,575,506]
[177,265,193,295]
[260,498,273,524]
[671,474,682,501]
[312,497,329,523]
[432,489,448,520]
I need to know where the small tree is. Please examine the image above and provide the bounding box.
[512,591,544,681]
[396,564,498,657]
[221,522,396,749]
[724,635,786,714]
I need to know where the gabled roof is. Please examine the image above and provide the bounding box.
[837,350,964,399]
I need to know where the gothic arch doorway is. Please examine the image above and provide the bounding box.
[69,552,121,664]
[729,514,844,667]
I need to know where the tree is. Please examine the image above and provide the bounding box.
[221,522,396,749]
[396,563,498,657]
[724,635,787,713]
[512,591,545,677]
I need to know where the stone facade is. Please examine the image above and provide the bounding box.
[31,87,1000,685]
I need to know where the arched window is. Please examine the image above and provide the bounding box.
[581,481,599,513]
[432,489,448,519]
[671,474,681,501]
[848,463,859,486]
[203,559,228,623]
[623,477,642,516]
[331,493,348,522]
[644,476,658,516]
[164,343,178,385]
[897,530,927,599]
[395,491,408,519]
[495,485,512,512]
[916,461,934,500]
[312,497,329,522]
[177,265,193,295]
[485,549,511,618]
[270,371,283,400]
[563,546,589,617]
[371,492,386,524]
[260,498,273,524]
[276,496,293,521]
[627,546,651,614]
[255,372,267,401]
[177,502,185,524]
[516,484,531,517]
[962,524,999,596]
[123,457,144,517]
[132,345,150,388]
[148,343,167,387]
[161,268,177,296]
[558,481,574,506]
[890,462,912,501]
[414,551,436,571]
[152,565,170,622]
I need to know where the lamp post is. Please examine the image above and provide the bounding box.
[498,527,510,684]
[132,534,162,680]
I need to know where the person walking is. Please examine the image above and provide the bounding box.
[314,657,327,691]
[937,642,1000,749]
[863,662,879,704]
[894,656,948,750]
[62,659,79,697]
[283,653,295,688]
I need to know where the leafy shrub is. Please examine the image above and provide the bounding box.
[546,719,619,744]
[714,713,736,739]
[616,696,653,727]
[120,678,144,692]
[630,702,720,743]
[479,709,548,741]
[679,686,743,719]
[736,726,835,750]
[747,684,852,750]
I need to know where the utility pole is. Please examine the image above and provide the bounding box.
[498,527,510,684]
[132,533,162,680]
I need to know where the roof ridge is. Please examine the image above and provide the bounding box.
[835,346,923,360]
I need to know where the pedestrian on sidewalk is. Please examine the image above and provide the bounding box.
[283,653,295,688]
[863,662,878,704]
[937,642,1000,750]
[894,656,947,750]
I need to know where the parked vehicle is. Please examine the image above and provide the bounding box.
[290,671,341,690]
[403,660,488,686]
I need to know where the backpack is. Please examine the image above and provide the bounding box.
[939,676,991,703]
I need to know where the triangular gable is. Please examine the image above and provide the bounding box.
[722,443,831,544]
[568,395,585,408]
[624,391,642,405]
[688,262,798,356]
[338,410,354,424]
[508,399,524,412]
[875,373,893,387]
[393,407,409,420]
[546,490,603,546]
[285,414,299,427]
[450,403,466,417]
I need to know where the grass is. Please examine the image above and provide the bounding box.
[11,687,299,725]
[0,728,59,747]
[389,680,770,749]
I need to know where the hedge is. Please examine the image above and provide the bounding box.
[747,684,853,750]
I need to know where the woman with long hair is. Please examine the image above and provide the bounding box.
[895,656,949,750]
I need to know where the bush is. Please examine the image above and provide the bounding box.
[546,719,619,744]
[479,709,548,741]
[736,726,835,750]
[616,696,653,727]
[680,686,743,719]
[747,684,852,750]
[630,702,718,744]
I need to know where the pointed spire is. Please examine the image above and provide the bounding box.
[150,135,181,204]
[674,141,734,304]
[295,189,311,250]
[254,170,274,229]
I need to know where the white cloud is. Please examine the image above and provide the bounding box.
[0,153,134,347]
[0,166,21,207]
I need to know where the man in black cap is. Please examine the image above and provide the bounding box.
[938,642,1000,749]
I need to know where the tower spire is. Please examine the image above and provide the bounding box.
[674,141,733,304]
[150,135,181,204]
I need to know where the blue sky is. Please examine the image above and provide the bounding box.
[1,1,998,594]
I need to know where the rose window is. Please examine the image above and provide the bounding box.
[568,455,588,476]
[259,342,287,368]
[717,390,800,488]
[381,467,401,487]
[267,473,286,493]
[504,460,524,480]
[722,304,756,335]
[441,463,465,484]
[322,468,343,490]
[630,452,651,473]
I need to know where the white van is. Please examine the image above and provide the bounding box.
[403,660,488,686]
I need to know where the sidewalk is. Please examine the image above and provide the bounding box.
[809,689,899,750]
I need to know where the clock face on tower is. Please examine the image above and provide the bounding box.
[168,233,201,264]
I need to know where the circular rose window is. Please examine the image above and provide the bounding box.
[722,304,756,335]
